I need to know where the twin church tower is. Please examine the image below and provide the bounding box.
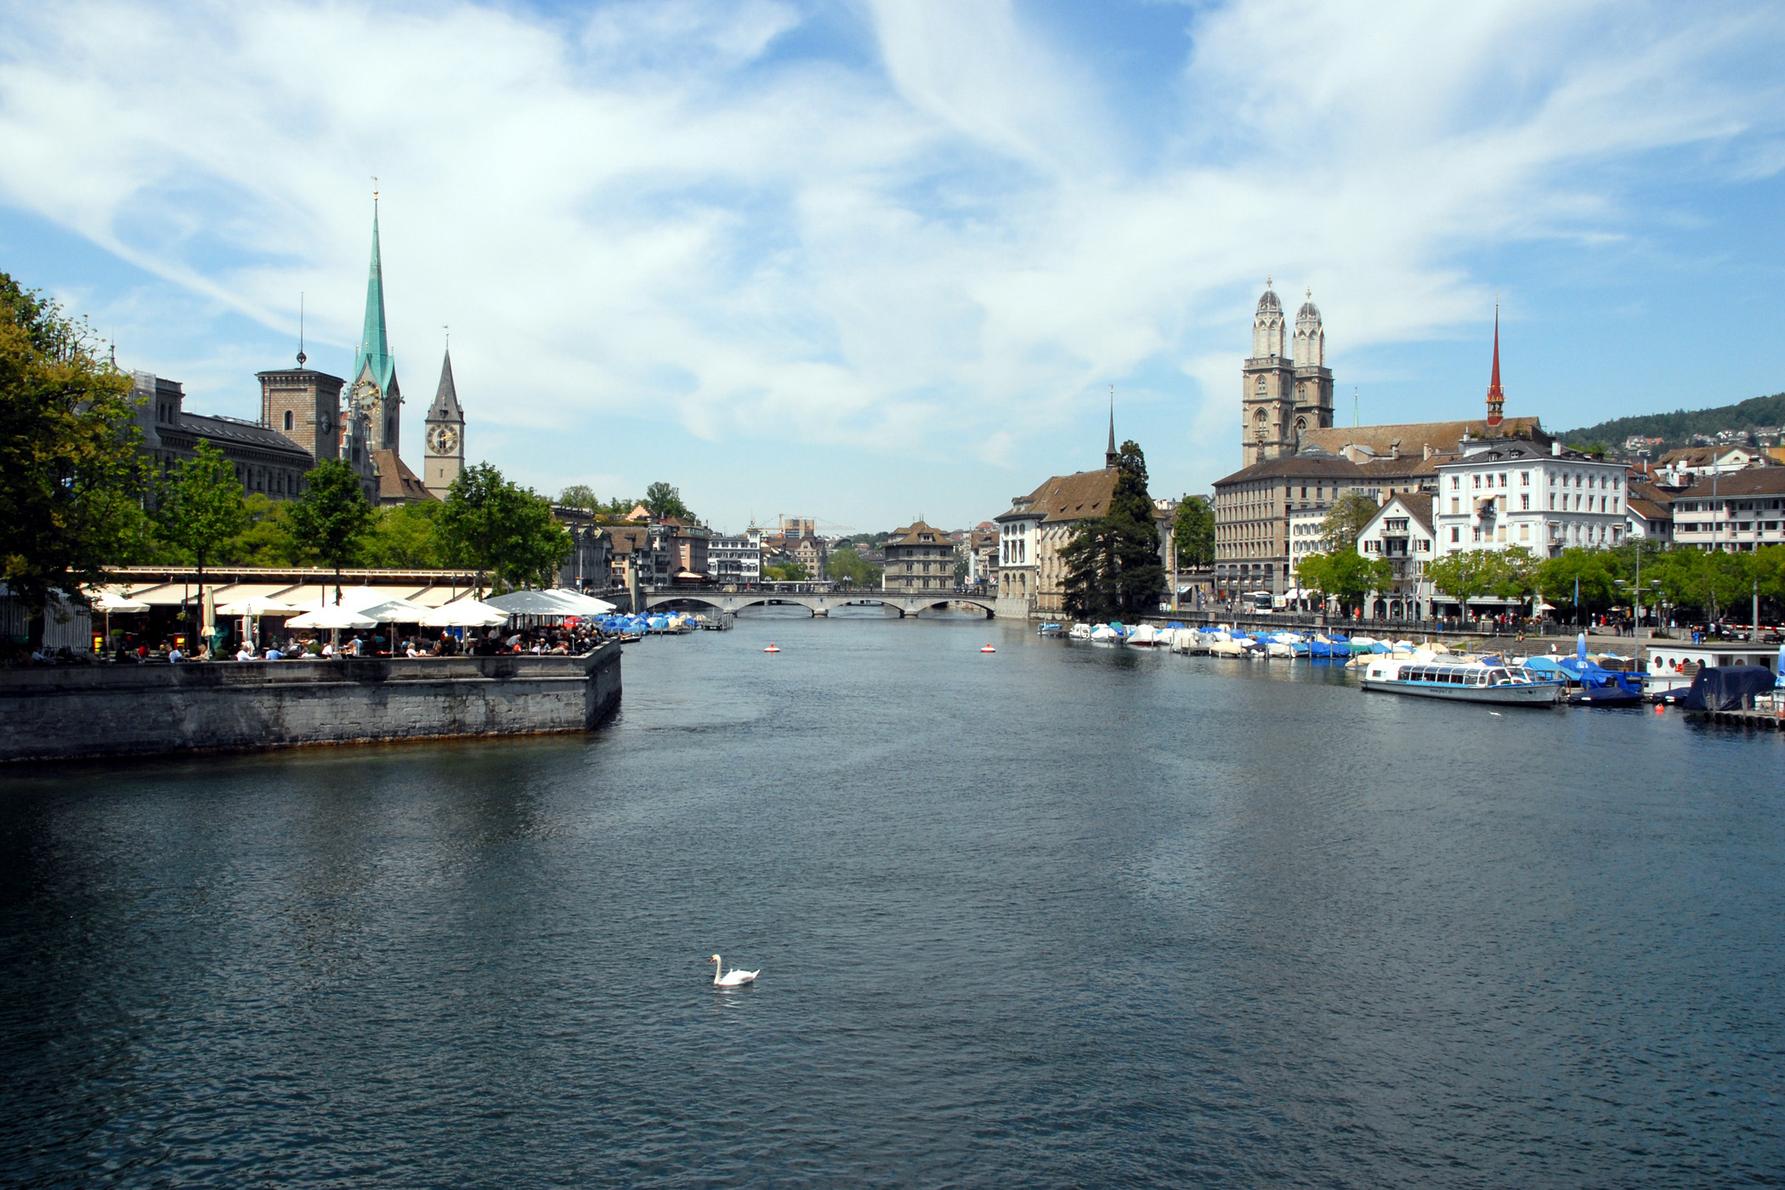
[1240,280,1335,466]
[256,193,466,502]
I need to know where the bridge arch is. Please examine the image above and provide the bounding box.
[638,589,996,619]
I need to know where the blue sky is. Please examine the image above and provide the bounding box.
[3,0,1782,534]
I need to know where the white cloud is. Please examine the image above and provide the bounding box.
[0,0,1781,524]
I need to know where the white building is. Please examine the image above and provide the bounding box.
[1671,467,1785,552]
[1356,491,1437,619]
[707,535,761,585]
[1433,440,1627,558]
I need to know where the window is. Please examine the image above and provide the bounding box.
[283,410,294,431]
[1450,527,1460,543]
[1520,493,1530,510]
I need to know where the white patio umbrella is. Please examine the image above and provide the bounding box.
[88,589,149,649]
[287,606,379,630]
[90,589,150,613]
[358,597,432,622]
[420,599,511,628]
[545,588,618,614]
[217,596,302,654]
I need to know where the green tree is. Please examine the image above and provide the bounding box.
[1173,495,1214,568]
[1320,491,1380,552]
[643,481,693,521]
[361,500,445,569]
[1297,550,1392,615]
[216,493,298,566]
[1425,549,1508,620]
[827,545,882,588]
[1535,547,1617,622]
[763,561,808,582]
[0,272,150,646]
[557,484,600,513]
[157,441,250,646]
[438,462,572,593]
[1060,440,1164,621]
[288,460,374,604]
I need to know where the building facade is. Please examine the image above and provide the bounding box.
[707,536,762,585]
[1671,467,1785,552]
[883,520,954,593]
[134,372,316,503]
[1432,440,1628,557]
[1356,491,1436,618]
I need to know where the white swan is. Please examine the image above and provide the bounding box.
[709,954,759,987]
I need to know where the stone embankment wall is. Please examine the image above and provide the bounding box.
[0,649,621,763]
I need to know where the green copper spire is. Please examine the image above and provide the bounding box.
[350,192,395,395]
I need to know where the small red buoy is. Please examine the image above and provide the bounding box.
[1653,703,1664,715]
[980,644,996,653]
[763,643,780,654]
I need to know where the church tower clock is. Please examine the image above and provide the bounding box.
[423,344,465,499]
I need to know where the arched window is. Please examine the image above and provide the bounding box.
[1254,376,1266,395]
[1253,407,1267,425]
[283,410,293,431]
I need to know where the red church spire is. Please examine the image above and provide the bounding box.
[1485,304,1504,428]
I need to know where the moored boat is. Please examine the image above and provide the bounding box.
[1359,658,1565,706]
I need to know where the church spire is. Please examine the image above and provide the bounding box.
[1105,386,1118,468]
[351,185,395,395]
[428,341,463,422]
[1485,304,1504,428]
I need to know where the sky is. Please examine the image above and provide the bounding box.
[3,0,1783,535]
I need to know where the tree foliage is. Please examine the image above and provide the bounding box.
[1173,495,1214,568]
[1060,440,1164,621]
[0,272,149,642]
[438,462,571,593]
[1320,491,1380,552]
[827,545,881,588]
[157,441,248,640]
[288,459,374,604]
[360,500,446,569]
[557,483,600,514]
[1297,549,1392,610]
[763,561,808,582]
[643,480,693,521]
[1556,389,1785,454]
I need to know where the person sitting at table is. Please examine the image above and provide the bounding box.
[235,643,256,661]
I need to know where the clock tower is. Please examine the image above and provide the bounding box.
[423,344,465,498]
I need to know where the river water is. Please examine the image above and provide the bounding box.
[2,612,1781,1185]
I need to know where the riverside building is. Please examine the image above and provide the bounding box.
[1213,291,1550,600]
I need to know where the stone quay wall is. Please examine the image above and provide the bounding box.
[0,649,622,763]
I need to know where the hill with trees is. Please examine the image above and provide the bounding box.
[1556,389,1785,452]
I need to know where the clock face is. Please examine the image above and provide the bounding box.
[353,378,382,418]
[427,424,460,455]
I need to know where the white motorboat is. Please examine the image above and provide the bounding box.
[1068,623,1093,641]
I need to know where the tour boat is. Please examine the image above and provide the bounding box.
[1358,658,1565,706]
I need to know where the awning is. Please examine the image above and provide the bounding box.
[485,589,585,616]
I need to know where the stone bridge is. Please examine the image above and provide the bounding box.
[639,587,996,619]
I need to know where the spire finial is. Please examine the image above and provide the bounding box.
[372,175,379,206]
[297,291,307,367]
[1266,274,1273,289]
